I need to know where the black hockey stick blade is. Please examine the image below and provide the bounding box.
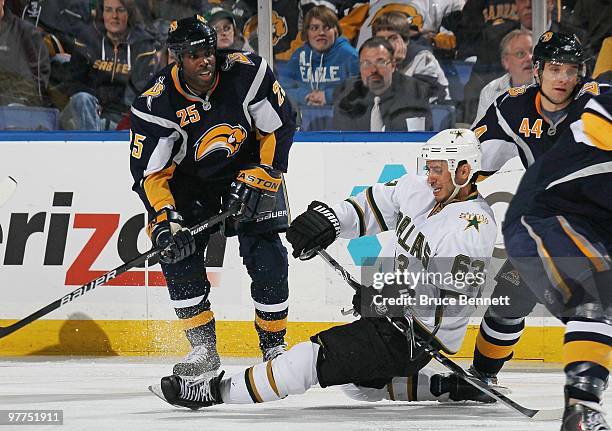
[0,205,242,339]
[314,249,563,421]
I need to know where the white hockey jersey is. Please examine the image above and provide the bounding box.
[331,172,497,353]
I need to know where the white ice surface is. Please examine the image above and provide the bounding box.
[1,357,610,431]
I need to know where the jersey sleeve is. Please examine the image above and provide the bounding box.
[246,57,297,172]
[472,93,520,178]
[331,179,402,239]
[129,97,187,217]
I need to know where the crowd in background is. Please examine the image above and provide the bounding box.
[0,0,610,132]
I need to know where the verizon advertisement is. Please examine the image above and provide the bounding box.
[0,137,528,325]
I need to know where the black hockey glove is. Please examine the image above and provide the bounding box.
[224,164,282,221]
[148,208,196,265]
[286,200,340,259]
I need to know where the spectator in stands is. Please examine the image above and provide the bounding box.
[332,37,431,131]
[372,11,449,102]
[0,0,50,106]
[207,7,252,51]
[473,29,533,123]
[59,0,159,130]
[281,5,359,108]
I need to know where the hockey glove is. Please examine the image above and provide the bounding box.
[224,164,282,221]
[148,208,196,265]
[286,200,340,260]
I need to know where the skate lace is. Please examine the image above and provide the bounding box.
[263,343,287,361]
[179,376,213,402]
[182,345,210,364]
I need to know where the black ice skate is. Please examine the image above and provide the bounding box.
[432,366,510,403]
[173,343,221,377]
[561,401,610,431]
[149,371,225,410]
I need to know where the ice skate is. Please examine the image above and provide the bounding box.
[173,343,221,377]
[561,401,610,431]
[149,371,225,410]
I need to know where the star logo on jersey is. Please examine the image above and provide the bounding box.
[460,212,489,232]
[195,124,247,161]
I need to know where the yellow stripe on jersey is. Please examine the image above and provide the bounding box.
[475,332,515,359]
[266,360,280,397]
[521,217,573,301]
[255,316,287,332]
[258,131,277,166]
[180,310,214,330]
[564,340,612,369]
[582,111,612,151]
[143,163,176,212]
[558,216,610,272]
[365,187,388,232]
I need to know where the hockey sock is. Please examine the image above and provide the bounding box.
[173,298,216,347]
[473,310,524,375]
[563,318,611,403]
[220,342,320,404]
[254,307,288,350]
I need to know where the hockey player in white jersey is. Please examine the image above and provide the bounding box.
[149,129,499,410]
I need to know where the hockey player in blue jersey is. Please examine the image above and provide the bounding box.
[129,16,297,378]
[503,92,611,430]
[466,31,610,393]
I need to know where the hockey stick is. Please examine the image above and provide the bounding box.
[0,176,17,207]
[312,248,563,421]
[0,205,242,340]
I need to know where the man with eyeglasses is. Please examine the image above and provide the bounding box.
[461,31,610,403]
[473,29,534,123]
[332,36,431,131]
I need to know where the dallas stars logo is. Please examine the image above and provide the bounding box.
[460,212,488,232]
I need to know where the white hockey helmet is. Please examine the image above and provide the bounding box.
[418,128,482,183]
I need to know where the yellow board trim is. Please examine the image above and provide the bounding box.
[0,320,565,362]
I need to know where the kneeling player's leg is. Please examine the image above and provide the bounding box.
[238,231,289,356]
[342,368,451,402]
[220,341,320,404]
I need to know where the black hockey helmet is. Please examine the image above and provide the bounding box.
[167,15,217,57]
[533,31,587,76]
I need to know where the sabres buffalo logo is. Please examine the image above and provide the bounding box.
[222,52,255,71]
[540,31,553,43]
[169,20,178,33]
[195,124,247,161]
[141,76,166,110]
[243,11,288,46]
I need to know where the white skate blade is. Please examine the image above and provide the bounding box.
[148,384,170,404]
[0,176,17,207]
